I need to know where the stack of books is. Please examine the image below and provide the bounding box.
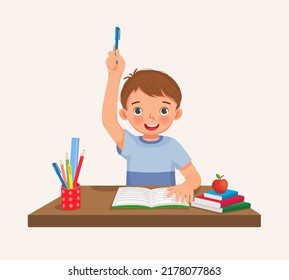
[191,189,251,213]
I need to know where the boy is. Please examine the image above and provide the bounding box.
[103,48,201,203]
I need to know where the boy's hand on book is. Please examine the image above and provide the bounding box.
[106,48,125,78]
[167,185,195,203]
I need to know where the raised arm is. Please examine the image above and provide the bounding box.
[102,49,126,149]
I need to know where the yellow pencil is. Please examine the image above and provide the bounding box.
[68,164,73,189]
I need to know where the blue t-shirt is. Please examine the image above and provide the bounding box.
[117,130,191,186]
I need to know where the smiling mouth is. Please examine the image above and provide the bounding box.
[144,124,159,131]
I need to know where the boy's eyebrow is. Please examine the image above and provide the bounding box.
[162,101,171,105]
[131,101,140,105]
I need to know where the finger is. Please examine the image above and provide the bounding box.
[115,50,123,64]
[190,193,194,203]
[186,194,190,204]
[106,58,116,69]
[108,51,117,61]
[167,186,173,191]
[115,49,123,61]
[175,191,180,202]
[106,56,116,64]
[108,51,114,57]
[167,189,176,197]
[181,193,185,203]
[106,57,116,66]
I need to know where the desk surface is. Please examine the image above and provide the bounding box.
[28,186,261,227]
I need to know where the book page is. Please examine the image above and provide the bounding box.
[112,187,150,207]
[150,188,189,207]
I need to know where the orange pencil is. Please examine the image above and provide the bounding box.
[73,150,85,188]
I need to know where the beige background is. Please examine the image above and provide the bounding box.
[0,0,288,259]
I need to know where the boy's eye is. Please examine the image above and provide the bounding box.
[160,107,169,116]
[133,107,143,115]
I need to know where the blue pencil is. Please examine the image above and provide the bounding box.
[52,162,67,188]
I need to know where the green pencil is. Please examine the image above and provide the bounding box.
[65,153,70,189]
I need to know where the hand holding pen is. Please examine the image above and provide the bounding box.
[106,48,125,78]
[106,27,125,78]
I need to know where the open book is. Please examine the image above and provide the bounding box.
[112,187,189,208]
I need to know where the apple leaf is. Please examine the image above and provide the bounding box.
[216,174,224,179]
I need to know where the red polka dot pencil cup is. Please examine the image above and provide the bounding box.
[61,183,81,210]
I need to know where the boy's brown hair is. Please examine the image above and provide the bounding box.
[120,69,182,109]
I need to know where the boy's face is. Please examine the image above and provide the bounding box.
[120,89,182,136]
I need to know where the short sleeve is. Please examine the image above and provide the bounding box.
[170,139,191,170]
[116,129,136,159]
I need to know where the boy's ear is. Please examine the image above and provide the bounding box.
[174,108,182,120]
[119,108,128,120]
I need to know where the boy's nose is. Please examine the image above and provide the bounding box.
[149,113,155,121]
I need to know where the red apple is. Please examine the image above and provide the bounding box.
[212,174,228,193]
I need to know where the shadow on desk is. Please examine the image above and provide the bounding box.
[28,185,261,227]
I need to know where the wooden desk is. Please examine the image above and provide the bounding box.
[28,186,261,227]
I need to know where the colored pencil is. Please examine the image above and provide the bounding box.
[52,162,67,188]
[65,153,70,188]
[73,150,85,188]
[68,164,73,189]
[60,160,67,186]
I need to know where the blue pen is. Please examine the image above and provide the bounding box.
[115,26,120,64]
[115,26,120,50]
[52,162,67,188]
